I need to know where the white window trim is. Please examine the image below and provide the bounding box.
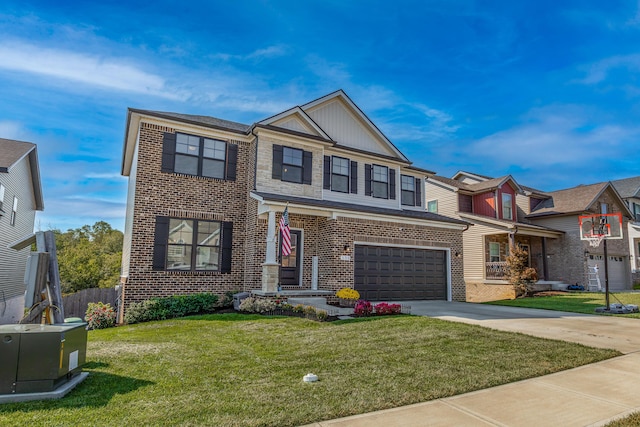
[502,193,513,220]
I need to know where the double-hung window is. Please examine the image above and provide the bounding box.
[10,196,17,226]
[162,132,237,181]
[489,242,500,262]
[372,165,388,199]
[282,147,303,183]
[174,133,227,179]
[401,175,415,206]
[502,193,513,220]
[331,156,349,193]
[154,216,233,273]
[0,184,4,213]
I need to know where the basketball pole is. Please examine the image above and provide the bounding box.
[604,239,610,310]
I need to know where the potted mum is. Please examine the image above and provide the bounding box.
[335,288,360,307]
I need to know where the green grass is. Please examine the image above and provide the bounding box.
[0,314,620,427]
[488,292,640,318]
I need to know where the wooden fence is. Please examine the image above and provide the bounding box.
[62,287,119,319]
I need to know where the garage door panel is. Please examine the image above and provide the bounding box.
[354,245,448,301]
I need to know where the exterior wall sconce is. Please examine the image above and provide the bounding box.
[454,251,461,258]
[343,244,350,253]
[584,250,590,258]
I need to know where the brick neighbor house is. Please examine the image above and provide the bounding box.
[0,138,44,324]
[120,90,468,314]
[425,171,634,301]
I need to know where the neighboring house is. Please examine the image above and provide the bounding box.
[426,172,635,301]
[425,172,564,301]
[120,90,468,315]
[606,177,640,281]
[0,138,44,324]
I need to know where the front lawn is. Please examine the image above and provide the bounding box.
[0,314,619,427]
[488,292,640,318]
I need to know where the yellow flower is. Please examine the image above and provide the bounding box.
[336,288,360,300]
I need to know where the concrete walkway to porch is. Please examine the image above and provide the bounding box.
[303,301,640,427]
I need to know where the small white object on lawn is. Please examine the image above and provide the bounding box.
[303,373,318,382]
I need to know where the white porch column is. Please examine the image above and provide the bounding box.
[261,210,279,292]
[265,210,277,263]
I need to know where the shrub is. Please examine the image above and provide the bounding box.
[292,304,305,313]
[336,288,360,300]
[354,300,373,317]
[85,302,117,330]
[315,309,328,321]
[374,302,402,315]
[238,297,276,313]
[125,293,219,324]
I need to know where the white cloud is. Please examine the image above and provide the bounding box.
[0,120,24,139]
[0,41,187,100]
[576,53,640,85]
[469,105,639,168]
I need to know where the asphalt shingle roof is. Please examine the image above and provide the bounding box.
[129,109,251,133]
[0,138,36,172]
[611,176,640,199]
[528,182,608,217]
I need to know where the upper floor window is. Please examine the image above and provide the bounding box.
[401,175,415,206]
[153,216,233,273]
[323,156,357,194]
[365,164,396,200]
[633,202,640,222]
[161,132,237,181]
[401,175,422,207]
[272,145,312,185]
[0,184,4,212]
[600,202,609,214]
[502,193,513,220]
[373,165,388,198]
[282,147,303,183]
[331,156,349,193]
[427,200,438,213]
[10,196,17,226]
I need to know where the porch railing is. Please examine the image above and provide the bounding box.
[486,262,508,279]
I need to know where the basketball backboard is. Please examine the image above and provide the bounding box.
[579,213,623,245]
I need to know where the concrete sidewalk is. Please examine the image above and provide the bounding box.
[303,302,640,427]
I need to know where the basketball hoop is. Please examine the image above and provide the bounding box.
[585,234,605,248]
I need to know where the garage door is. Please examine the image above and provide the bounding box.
[588,255,628,290]
[354,245,448,301]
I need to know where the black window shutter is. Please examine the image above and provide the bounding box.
[389,169,396,200]
[221,221,233,273]
[323,156,331,190]
[161,133,176,173]
[302,150,313,185]
[415,177,422,207]
[226,143,238,181]
[272,145,283,180]
[350,161,358,194]
[152,216,170,270]
[365,164,372,196]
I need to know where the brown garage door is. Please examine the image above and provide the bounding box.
[354,245,448,300]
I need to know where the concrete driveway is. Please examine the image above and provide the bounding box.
[398,300,640,354]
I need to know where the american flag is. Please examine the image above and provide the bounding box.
[279,206,291,257]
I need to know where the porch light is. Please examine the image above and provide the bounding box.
[343,244,350,253]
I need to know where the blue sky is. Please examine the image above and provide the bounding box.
[1,1,639,231]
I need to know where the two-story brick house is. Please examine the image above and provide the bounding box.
[0,138,44,324]
[120,90,468,313]
[425,171,634,301]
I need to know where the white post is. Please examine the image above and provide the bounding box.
[265,210,277,264]
[312,256,318,290]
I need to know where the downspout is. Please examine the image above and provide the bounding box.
[250,127,259,191]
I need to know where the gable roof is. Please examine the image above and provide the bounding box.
[259,90,409,162]
[451,170,494,182]
[0,138,44,210]
[528,182,632,218]
[127,109,251,134]
[611,176,640,199]
[428,174,522,194]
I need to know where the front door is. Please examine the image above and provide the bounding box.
[280,230,301,286]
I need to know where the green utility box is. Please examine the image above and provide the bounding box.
[0,323,87,394]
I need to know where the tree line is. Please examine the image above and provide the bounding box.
[53,221,123,294]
